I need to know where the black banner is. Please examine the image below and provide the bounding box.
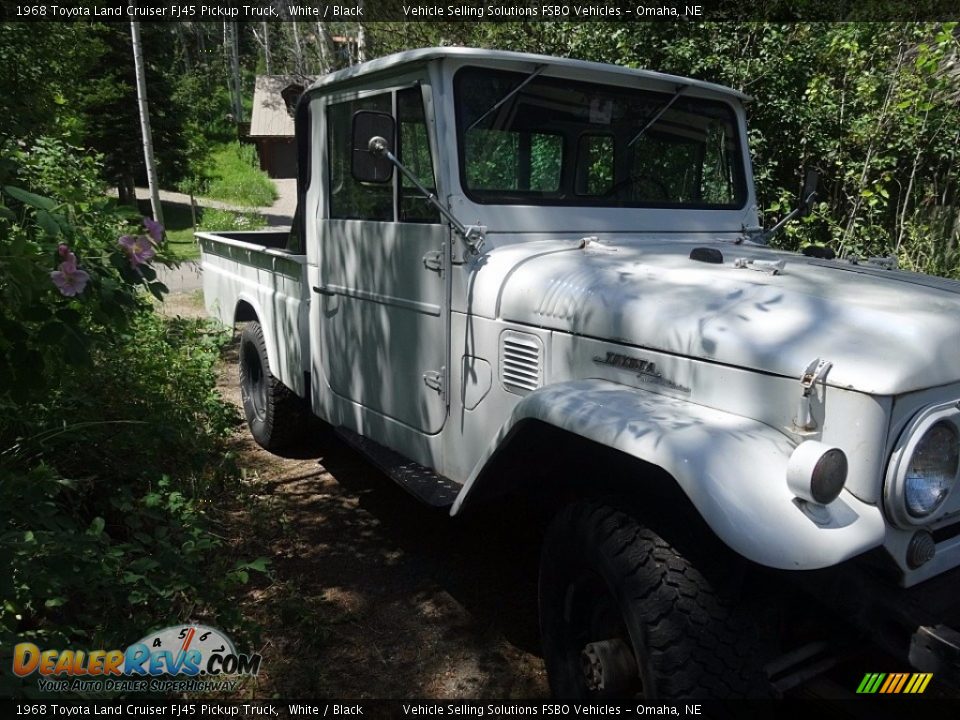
[1,0,959,22]
[2,699,960,720]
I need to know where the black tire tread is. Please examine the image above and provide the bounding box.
[239,321,308,452]
[542,500,770,699]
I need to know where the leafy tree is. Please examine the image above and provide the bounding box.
[438,21,960,276]
[76,24,191,203]
[0,23,95,144]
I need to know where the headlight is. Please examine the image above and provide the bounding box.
[904,421,959,518]
[886,403,960,529]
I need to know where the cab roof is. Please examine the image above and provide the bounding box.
[306,47,750,101]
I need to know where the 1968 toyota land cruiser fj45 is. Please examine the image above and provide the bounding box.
[200,48,960,698]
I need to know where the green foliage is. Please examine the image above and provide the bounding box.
[439,21,960,277]
[203,143,278,208]
[0,23,96,144]
[0,140,255,695]
[0,138,163,397]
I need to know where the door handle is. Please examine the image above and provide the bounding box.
[312,285,336,296]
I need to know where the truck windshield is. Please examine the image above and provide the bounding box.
[454,67,747,209]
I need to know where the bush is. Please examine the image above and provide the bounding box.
[0,139,258,697]
[203,142,278,208]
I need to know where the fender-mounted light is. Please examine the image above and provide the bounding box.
[787,441,848,505]
[906,530,936,569]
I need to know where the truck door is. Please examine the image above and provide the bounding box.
[317,84,448,435]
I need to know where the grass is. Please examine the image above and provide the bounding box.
[136,200,267,261]
[203,142,278,208]
[136,199,198,260]
[197,207,268,233]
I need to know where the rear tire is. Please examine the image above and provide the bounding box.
[539,500,770,699]
[239,321,308,452]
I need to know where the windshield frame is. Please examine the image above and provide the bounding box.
[453,66,749,212]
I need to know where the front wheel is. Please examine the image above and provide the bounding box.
[539,500,770,699]
[239,321,308,452]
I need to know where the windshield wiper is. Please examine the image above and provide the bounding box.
[626,84,687,149]
[467,65,547,131]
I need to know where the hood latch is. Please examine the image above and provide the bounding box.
[794,358,833,432]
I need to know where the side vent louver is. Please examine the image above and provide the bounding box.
[500,330,543,395]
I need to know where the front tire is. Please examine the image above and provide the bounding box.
[239,321,308,452]
[539,500,770,699]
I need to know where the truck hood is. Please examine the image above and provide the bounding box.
[474,236,960,395]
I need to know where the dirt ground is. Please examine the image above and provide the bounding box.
[161,292,960,702]
[163,291,550,699]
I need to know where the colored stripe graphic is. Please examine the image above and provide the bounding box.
[857,672,932,694]
[857,673,886,693]
[892,673,910,693]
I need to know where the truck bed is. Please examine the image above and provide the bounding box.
[198,230,309,398]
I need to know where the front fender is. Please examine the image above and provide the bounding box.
[452,379,885,570]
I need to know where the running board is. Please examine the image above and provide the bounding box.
[335,426,461,508]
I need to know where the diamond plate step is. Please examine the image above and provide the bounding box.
[335,426,461,508]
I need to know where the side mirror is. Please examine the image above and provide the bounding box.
[351,111,395,183]
[800,169,819,215]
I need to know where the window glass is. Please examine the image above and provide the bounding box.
[455,67,745,208]
[575,134,614,196]
[464,130,562,193]
[397,87,440,223]
[328,93,392,221]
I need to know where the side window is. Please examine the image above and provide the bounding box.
[397,87,440,223]
[328,93,392,221]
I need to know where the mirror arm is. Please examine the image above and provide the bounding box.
[374,141,485,254]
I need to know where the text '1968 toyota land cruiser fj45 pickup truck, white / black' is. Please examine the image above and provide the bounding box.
[200,48,960,699]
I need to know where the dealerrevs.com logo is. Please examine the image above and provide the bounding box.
[13,625,262,693]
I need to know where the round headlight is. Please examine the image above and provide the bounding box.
[904,421,959,518]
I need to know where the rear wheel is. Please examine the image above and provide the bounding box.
[539,500,770,699]
[239,321,308,452]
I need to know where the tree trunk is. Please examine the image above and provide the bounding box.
[291,21,305,75]
[117,172,137,207]
[223,22,234,118]
[356,11,366,64]
[129,19,164,227]
[315,22,330,73]
[223,22,243,123]
[230,22,243,122]
[262,21,272,74]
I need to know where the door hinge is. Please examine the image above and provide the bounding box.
[423,249,444,273]
[423,368,444,395]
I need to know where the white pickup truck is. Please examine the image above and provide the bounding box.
[201,48,960,698]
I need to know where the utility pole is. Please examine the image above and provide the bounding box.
[129,18,164,226]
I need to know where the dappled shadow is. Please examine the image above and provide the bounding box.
[225,412,546,699]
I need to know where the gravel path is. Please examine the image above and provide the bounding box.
[124,179,298,224]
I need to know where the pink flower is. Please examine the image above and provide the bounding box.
[50,257,90,297]
[57,244,80,269]
[118,234,156,268]
[143,217,164,243]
